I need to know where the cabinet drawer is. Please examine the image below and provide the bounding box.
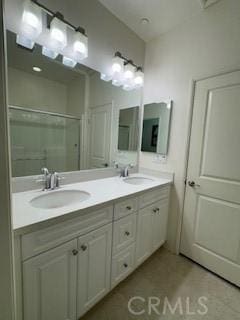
[22,206,113,260]
[112,213,137,254]
[139,185,170,209]
[114,197,138,220]
[111,243,135,289]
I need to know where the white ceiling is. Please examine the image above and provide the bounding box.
[98,0,219,42]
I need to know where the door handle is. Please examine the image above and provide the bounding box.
[188,181,200,188]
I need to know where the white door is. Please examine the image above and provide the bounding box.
[135,206,153,266]
[77,224,112,318]
[89,103,112,168]
[23,240,78,320]
[181,70,240,287]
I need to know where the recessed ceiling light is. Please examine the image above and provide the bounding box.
[33,66,42,72]
[140,18,150,26]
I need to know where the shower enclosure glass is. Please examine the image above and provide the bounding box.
[9,106,81,177]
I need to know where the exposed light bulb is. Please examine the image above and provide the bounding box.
[62,56,77,68]
[73,31,88,61]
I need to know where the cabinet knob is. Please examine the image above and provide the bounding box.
[153,208,159,213]
[72,249,78,256]
[81,244,87,251]
[123,263,128,268]
[126,206,132,210]
[125,231,130,236]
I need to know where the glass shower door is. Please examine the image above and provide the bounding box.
[9,107,80,177]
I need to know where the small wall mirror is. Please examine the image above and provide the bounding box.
[118,107,139,151]
[141,101,172,154]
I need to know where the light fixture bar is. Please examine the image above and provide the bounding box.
[114,51,142,70]
[31,0,86,35]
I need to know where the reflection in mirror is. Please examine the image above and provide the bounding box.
[141,101,172,154]
[118,107,139,151]
[6,30,142,177]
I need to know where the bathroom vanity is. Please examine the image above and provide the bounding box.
[13,174,172,320]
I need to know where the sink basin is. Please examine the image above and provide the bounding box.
[30,189,90,209]
[123,176,154,185]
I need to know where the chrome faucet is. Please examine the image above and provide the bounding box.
[120,164,134,178]
[38,168,62,191]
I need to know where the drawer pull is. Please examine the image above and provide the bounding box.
[123,263,128,268]
[81,244,87,251]
[125,231,130,236]
[153,208,160,213]
[126,206,132,210]
[72,249,79,256]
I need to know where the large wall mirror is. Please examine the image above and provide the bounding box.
[141,101,172,154]
[6,30,142,177]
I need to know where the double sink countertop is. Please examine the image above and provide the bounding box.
[12,173,172,233]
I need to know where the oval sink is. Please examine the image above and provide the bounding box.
[123,177,154,185]
[30,189,90,209]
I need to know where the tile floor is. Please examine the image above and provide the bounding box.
[81,248,240,320]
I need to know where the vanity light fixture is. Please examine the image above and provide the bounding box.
[73,29,88,61]
[16,0,43,49]
[16,0,88,66]
[111,52,124,74]
[101,52,144,91]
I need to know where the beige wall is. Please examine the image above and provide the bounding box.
[141,0,240,252]
[8,67,68,113]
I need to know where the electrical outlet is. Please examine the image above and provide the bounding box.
[153,154,167,164]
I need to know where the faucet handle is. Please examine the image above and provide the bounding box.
[41,167,49,175]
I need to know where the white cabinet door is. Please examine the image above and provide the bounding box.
[181,70,240,286]
[23,240,78,320]
[135,206,153,266]
[152,199,169,252]
[77,224,112,318]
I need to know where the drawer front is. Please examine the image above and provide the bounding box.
[139,185,170,209]
[111,243,135,289]
[114,197,138,220]
[22,206,113,260]
[112,213,137,254]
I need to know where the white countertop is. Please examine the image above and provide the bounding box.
[12,173,172,232]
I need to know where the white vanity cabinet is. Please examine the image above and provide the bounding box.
[23,239,78,320]
[77,224,112,318]
[135,186,170,266]
[15,183,171,320]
